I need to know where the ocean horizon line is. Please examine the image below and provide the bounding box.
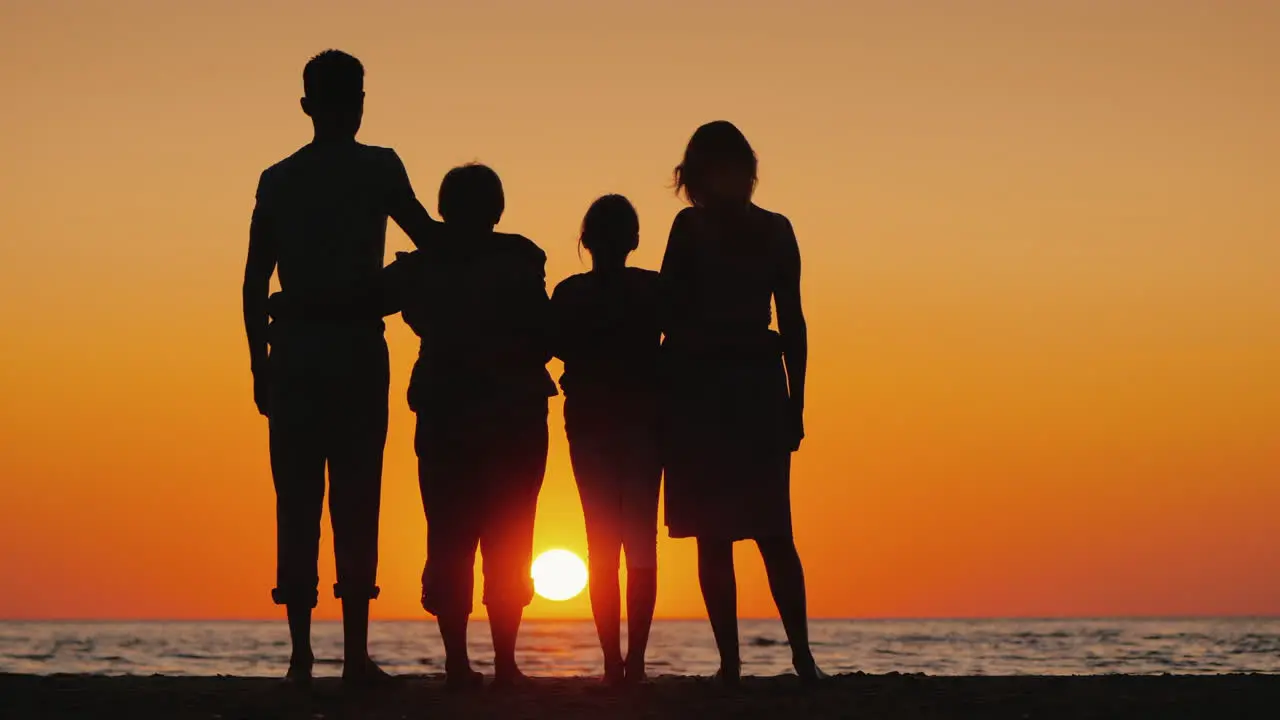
[4,614,1277,624]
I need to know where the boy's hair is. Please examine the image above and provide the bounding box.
[303,50,364,104]
[438,164,505,227]
[580,194,639,263]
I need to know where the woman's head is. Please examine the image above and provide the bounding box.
[580,194,639,269]
[673,120,757,208]
[438,163,505,229]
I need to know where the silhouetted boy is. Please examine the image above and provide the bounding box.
[242,49,441,686]
[384,164,555,689]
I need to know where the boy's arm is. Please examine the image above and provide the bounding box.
[507,245,554,369]
[243,185,276,417]
[383,150,443,250]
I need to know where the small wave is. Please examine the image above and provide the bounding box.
[91,656,132,664]
[748,637,785,647]
[5,653,54,661]
[161,653,224,661]
[891,635,949,643]
[314,658,343,666]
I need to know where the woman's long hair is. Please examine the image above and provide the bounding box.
[673,121,758,208]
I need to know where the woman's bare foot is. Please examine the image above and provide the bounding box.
[793,653,829,685]
[711,661,741,688]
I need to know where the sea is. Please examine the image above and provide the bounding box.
[1,619,1277,677]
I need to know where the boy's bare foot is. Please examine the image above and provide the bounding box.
[491,667,531,691]
[342,657,397,688]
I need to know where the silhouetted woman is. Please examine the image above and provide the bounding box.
[551,195,662,685]
[660,121,823,684]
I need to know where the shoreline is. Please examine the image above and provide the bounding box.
[4,673,1277,719]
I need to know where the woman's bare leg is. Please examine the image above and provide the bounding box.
[696,538,740,682]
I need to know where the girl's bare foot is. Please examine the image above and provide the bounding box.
[603,660,626,687]
[624,657,647,685]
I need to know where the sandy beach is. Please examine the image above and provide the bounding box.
[2,673,1276,719]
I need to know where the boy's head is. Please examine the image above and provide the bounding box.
[438,164,504,229]
[300,50,364,138]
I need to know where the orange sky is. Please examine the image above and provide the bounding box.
[0,0,1277,621]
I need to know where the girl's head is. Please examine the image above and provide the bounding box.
[579,194,639,269]
[673,120,757,208]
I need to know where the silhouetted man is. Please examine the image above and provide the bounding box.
[242,49,439,686]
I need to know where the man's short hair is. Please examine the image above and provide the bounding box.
[438,164,505,227]
[303,50,364,103]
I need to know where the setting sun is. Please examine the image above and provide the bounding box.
[531,550,589,602]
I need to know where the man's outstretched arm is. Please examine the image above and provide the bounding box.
[389,195,442,251]
[384,150,444,250]
[243,199,276,417]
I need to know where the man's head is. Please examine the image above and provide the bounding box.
[438,164,505,229]
[300,50,364,138]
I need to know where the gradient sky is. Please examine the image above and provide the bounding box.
[0,0,1277,621]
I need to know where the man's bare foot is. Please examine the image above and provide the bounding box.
[342,657,397,688]
[794,654,830,686]
[445,667,485,693]
[282,654,313,688]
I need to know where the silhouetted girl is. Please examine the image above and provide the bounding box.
[551,195,662,685]
[660,121,824,684]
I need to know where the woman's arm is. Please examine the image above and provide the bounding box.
[774,215,808,450]
[659,208,697,339]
